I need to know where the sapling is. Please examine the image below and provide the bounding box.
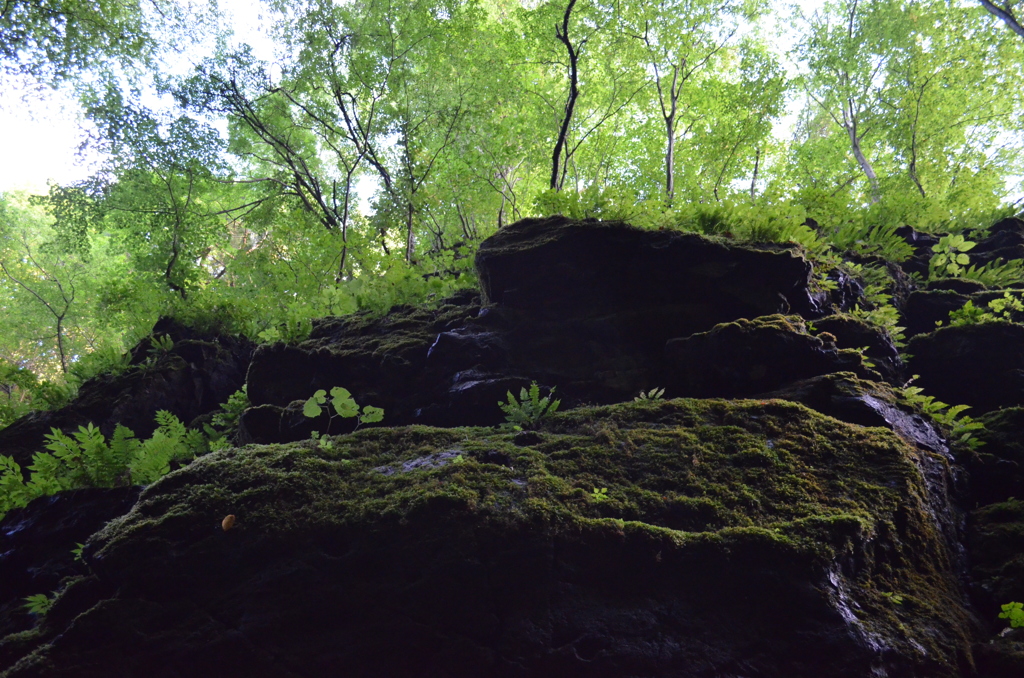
[303,387,384,448]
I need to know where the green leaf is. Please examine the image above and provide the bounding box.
[331,392,359,418]
[360,405,385,424]
[329,386,352,402]
[303,395,324,419]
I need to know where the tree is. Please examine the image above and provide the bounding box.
[625,0,748,201]
[793,0,906,204]
[978,0,1024,39]
[0,0,151,80]
[0,193,98,375]
[550,0,582,191]
[789,0,1023,219]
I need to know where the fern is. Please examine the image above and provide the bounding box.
[498,382,560,431]
[944,292,1024,327]
[900,379,985,450]
[959,259,1024,288]
[129,411,198,484]
[829,220,915,263]
[0,456,37,516]
[23,593,55,616]
[211,386,249,430]
[25,452,67,496]
[1,410,208,521]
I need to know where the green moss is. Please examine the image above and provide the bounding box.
[80,396,969,670]
[303,294,480,362]
[98,399,918,552]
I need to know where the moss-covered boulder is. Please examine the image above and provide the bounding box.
[1,399,975,677]
[906,323,1024,414]
[665,315,880,397]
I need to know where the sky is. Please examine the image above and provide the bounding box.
[0,83,94,192]
[0,0,275,194]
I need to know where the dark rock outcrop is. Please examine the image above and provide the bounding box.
[969,217,1024,267]
[664,314,879,397]
[6,216,1024,677]
[474,216,825,321]
[906,322,1024,414]
[905,289,972,337]
[240,218,854,440]
[0,487,141,643]
[813,313,903,382]
[904,288,1024,338]
[0,400,978,678]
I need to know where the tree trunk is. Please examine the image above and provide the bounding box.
[844,106,881,203]
[750,148,760,200]
[551,0,580,191]
[665,116,676,201]
[55,315,68,374]
[405,196,415,263]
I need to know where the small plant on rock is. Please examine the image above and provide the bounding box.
[941,291,1024,327]
[23,593,55,616]
[999,601,1024,628]
[303,387,384,447]
[147,334,175,357]
[206,386,250,450]
[634,387,665,402]
[929,234,975,278]
[498,381,560,431]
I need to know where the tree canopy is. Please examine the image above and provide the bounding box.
[1,0,1024,415]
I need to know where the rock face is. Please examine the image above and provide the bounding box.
[907,322,1024,414]
[4,216,1024,676]
[0,401,976,677]
[0,487,141,643]
[239,217,863,440]
[474,216,823,321]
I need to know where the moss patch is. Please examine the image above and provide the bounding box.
[6,398,975,677]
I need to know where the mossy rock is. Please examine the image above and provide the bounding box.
[2,399,974,677]
[665,315,881,398]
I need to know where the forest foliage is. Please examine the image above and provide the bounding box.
[1,0,1024,422]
